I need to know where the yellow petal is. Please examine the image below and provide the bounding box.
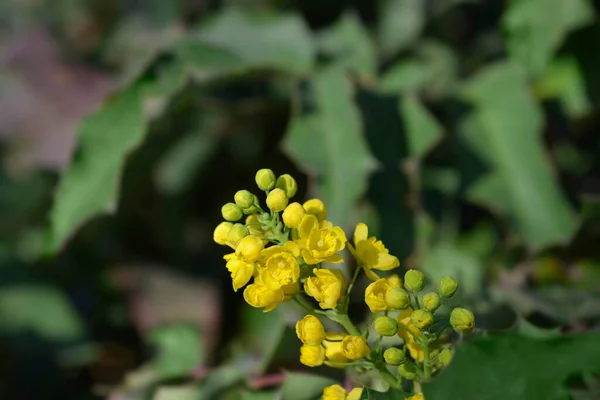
[372,253,400,271]
[364,267,381,281]
[325,253,344,264]
[298,214,318,239]
[283,241,300,257]
[333,226,347,248]
[302,249,322,265]
[353,222,368,244]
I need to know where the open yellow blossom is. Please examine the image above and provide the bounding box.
[243,283,284,312]
[323,332,348,367]
[255,242,300,290]
[322,384,346,400]
[224,254,255,291]
[405,393,424,400]
[296,215,346,265]
[304,268,346,309]
[347,388,363,400]
[341,335,370,360]
[353,223,399,280]
[365,278,393,312]
[299,344,325,367]
[303,198,327,221]
[235,235,264,263]
[296,315,326,345]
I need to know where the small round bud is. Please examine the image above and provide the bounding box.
[266,188,288,212]
[221,202,243,221]
[410,309,434,329]
[398,362,417,380]
[255,168,276,191]
[275,174,298,198]
[322,384,346,400]
[404,269,425,292]
[440,276,458,298]
[374,316,397,336]
[450,307,475,335]
[341,335,370,360]
[386,274,402,288]
[282,202,305,228]
[295,315,325,346]
[423,292,441,312]
[234,190,255,209]
[385,287,410,310]
[383,347,405,365]
[303,198,327,221]
[438,348,453,367]
[213,222,233,245]
[235,235,264,263]
[226,223,248,245]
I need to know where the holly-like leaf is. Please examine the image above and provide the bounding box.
[149,324,203,379]
[399,96,443,159]
[377,0,425,58]
[281,372,337,400]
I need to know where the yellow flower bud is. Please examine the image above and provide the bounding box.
[243,283,284,312]
[440,276,458,298]
[386,287,410,310]
[282,202,305,228]
[405,392,424,400]
[235,235,264,263]
[266,188,288,212]
[226,223,248,246]
[386,274,403,288]
[213,222,233,245]
[221,202,243,221]
[341,335,370,360]
[304,268,345,309]
[255,168,276,191]
[234,190,255,209]
[404,269,425,292]
[303,198,327,221]
[347,388,363,400]
[422,292,441,312]
[275,174,297,198]
[450,307,475,334]
[295,315,325,345]
[383,347,405,365]
[374,316,397,336]
[410,309,433,329]
[299,344,325,367]
[365,278,392,312]
[438,348,453,367]
[398,362,417,380]
[323,333,348,366]
[322,384,346,400]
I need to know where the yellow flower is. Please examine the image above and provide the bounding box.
[299,344,325,367]
[282,281,299,301]
[224,254,255,291]
[353,223,399,280]
[255,242,300,290]
[235,235,264,263]
[405,393,424,400]
[323,332,348,367]
[213,222,233,245]
[347,388,363,400]
[386,273,403,288]
[296,215,346,265]
[266,188,288,212]
[396,310,424,361]
[296,315,326,346]
[365,278,392,312]
[243,283,284,312]
[341,335,370,360]
[304,268,346,309]
[226,223,248,247]
[322,384,346,400]
[282,202,306,228]
[303,198,327,221]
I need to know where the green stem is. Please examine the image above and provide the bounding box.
[413,294,421,309]
[376,364,401,390]
[422,336,432,378]
[334,313,361,336]
[396,323,418,340]
[293,295,326,316]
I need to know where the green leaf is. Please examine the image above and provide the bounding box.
[0,285,84,341]
[173,39,245,79]
[198,366,246,399]
[359,387,410,399]
[281,372,337,400]
[283,67,375,226]
[503,0,594,76]
[149,324,203,379]
[423,333,600,400]
[513,317,561,339]
[460,62,578,250]
[46,84,146,254]
[317,12,377,79]
[399,96,443,159]
[377,0,425,58]
[194,7,315,74]
[153,385,202,400]
[379,60,431,94]
[243,390,280,400]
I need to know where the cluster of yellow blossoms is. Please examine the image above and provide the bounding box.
[214,169,476,400]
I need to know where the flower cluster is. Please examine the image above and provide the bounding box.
[214,169,476,400]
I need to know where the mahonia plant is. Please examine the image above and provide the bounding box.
[214,169,476,400]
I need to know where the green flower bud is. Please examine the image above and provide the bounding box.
[398,362,417,380]
[410,309,433,329]
[385,287,410,310]
[275,174,298,198]
[227,223,248,245]
[374,316,397,336]
[222,202,243,221]
[440,276,458,298]
[234,190,255,209]
[422,292,441,312]
[266,188,288,212]
[450,307,475,335]
[404,270,425,292]
[438,348,453,367]
[383,347,405,365]
[255,168,276,191]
